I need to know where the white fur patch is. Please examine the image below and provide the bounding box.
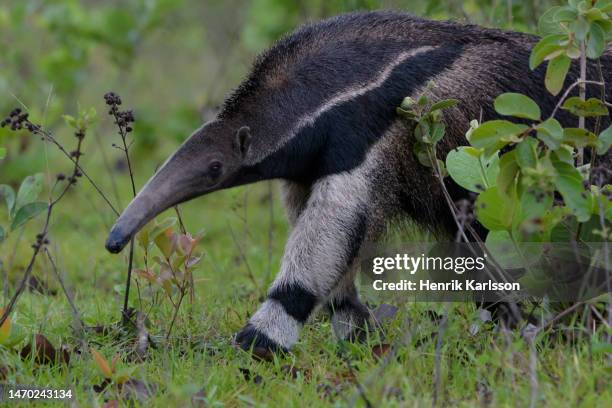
[249,299,301,349]
[246,46,436,165]
[332,309,360,340]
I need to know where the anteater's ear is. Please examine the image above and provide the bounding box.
[235,126,252,159]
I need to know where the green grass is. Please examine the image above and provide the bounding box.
[0,140,610,407]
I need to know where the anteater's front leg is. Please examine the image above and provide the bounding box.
[235,173,370,353]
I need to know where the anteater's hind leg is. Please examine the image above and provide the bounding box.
[327,272,371,342]
[235,172,371,353]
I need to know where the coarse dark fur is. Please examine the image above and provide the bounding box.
[106,11,612,353]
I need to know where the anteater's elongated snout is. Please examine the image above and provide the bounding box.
[105,188,165,253]
[105,225,130,253]
[105,150,196,254]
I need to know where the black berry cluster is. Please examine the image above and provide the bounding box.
[104,92,135,133]
[32,232,50,250]
[1,108,38,132]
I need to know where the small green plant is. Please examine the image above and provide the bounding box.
[396,86,459,178]
[0,105,96,330]
[135,217,204,339]
[0,173,46,245]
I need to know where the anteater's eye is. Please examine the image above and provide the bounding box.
[208,161,222,176]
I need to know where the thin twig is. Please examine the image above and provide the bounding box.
[577,40,587,166]
[549,80,604,120]
[27,123,119,216]
[106,94,138,325]
[44,248,85,337]
[174,206,187,234]
[227,221,261,294]
[537,302,585,334]
[166,287,187,342]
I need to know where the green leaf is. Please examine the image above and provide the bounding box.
[595,19,612,41]
[535,118,564,149]
[555,6,579,22]
[0,226,5,244]
[0,185,15,216]
[14,173,45,217]
[538,7,565,35]
[400,97,416,110]
[552,147,575,164]
[62,114,77,129]
[0,308,11,345]
[572,17,590,42]
[597,125,612,154]
[497,151,520,198]
[515,189,553,234]
[562,97,609,117]
[552,160,590,222]
[154,229,177,259]
[396,107,417,120]
[516,137,540,170]
[596,0,612,11]
[553,6,579,22]
[529,34,566,69]
[587,21,605,58]
[0,147,5,160]
[81,106,97,125]
[475,187,516,231]
[494,93,541,120]
[585,7,608,22]
[562,128,599,147]
[436,159,448,178]
[599,2,612,13]
[429,99,459,112]
[149,217,177,241]
[11,202,47,231]
[470,120,528,155]
[430,122,446,144]
[485,230,524,269]
[414,141,434,167]
[137,223,152,250]
[414,122,431,143]
[545,55,571,96]
[446,147,499,192]
[588,187,612,223]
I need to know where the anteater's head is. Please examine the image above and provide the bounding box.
[105,121,252,253]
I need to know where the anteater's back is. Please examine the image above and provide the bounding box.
[223,11,610,169]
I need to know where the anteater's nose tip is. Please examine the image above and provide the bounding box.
[105,228,128,254]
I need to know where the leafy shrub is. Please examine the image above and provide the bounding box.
[400,0,611,287]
